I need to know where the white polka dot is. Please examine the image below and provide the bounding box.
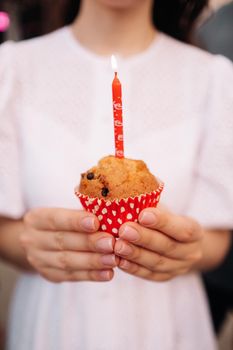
[136,208,140,214]
[102,225,107,231]
[117,218,122,224]
[102,208,107,214]
[127,213,133,220]
[85,201,89,206]
[130,203,134,209]
[97,199,102,206]
[142,200,146,205]
[107,218,112,224]
[106,201,111,207]
[94,205,99,211]
[120,207,125,213]
[98,215,103,220]
[112,210,116,216]
[112,228,118,234]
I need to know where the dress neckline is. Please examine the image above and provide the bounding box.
[62,25,165,67]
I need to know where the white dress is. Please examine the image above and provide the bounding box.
[0,27,233,350]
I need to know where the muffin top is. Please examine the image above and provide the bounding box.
[78,155,159,200]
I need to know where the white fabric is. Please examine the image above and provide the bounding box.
[0,26,233,350]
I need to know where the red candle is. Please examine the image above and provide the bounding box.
[111,56,124,158]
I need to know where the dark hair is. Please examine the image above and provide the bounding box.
[153,0,209,42]
[6,0,209,43]
[63,0,209,43]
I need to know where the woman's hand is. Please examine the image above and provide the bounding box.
[20,208,117,283]
[114,207,204,282]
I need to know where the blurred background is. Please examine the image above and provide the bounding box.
[0,0,232,349]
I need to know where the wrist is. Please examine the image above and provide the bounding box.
[0,217,32,271]
[195,229,231,272]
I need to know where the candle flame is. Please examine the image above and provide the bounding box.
[111,55,118,72]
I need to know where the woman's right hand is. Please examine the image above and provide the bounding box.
[20,208,117,283]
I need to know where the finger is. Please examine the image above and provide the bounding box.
[118,222,198,260]
[138,208,202,242]
[115,239,188,273]
[40,268,114,283]
[28,250,118,271]
[24,208,99,233]
[31,230,115,254]
[118,259,173,282]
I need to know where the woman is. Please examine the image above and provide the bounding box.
[0,0,232,349]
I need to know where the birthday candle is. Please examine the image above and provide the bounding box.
[111,55,124,158]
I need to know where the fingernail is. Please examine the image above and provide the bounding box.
[101,254,116,267]
[81,216,96,231]
[121,226,139,242]
[139,211,157,226]
[115,241,133,256]
[98,270,112,281]
[95,238,113,252]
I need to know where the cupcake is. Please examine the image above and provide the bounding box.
[75,155,164,236]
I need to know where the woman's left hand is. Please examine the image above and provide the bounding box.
[114,207,204,281]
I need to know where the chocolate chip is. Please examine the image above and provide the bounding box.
[101,187,109,197]
[87,172,94,180]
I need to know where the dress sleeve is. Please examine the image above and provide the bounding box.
[185,55,233,229]
[0,42,26,218]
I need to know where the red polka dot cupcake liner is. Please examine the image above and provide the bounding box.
[75,182,164,236]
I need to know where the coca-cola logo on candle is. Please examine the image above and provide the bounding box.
[116,150,124,158]
[114,120,123,127]
[113,102,122,110]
